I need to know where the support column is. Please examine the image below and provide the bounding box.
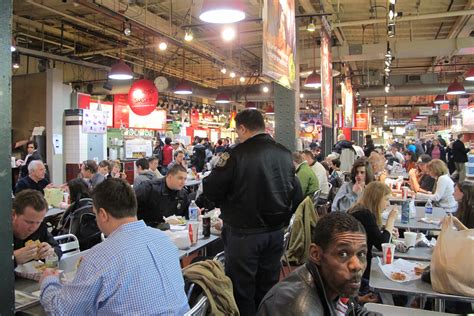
[0,0,14,314]
[46,68,71,184]
[274,82,298,152]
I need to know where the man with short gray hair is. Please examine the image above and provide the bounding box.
[15,160,51,195]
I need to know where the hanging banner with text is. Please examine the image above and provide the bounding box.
[321,16,333,127]
[342,80,354,128]
[353,113,369,131]
[262,0,296,89]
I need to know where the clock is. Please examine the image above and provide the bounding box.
[154,76,169,92]
[304,124,315,133]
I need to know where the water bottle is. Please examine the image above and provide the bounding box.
[401,201,410,224]
[425,199,433,215]
[45,252,59,269]
[188,200,199,222]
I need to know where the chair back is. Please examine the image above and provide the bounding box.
[213,251,225,267]
[312,189,321,205]
[53,234,80,258]
[184,295,208,316]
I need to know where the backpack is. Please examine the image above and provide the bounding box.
[58,198,102,251]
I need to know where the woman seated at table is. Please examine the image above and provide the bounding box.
[408,154,435,193]
[416,159,457,211]
[348,182,399,292]
[56,178,101,250]
[403,150,417,172]
[368,151,387,182]
[332,158,374,212]
[453,181,474,228]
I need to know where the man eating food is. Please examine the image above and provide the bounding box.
[258,212,380,315]
[13,190,62,266]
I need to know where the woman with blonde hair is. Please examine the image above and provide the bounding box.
[348,182,398,283]
[416,159,457,210]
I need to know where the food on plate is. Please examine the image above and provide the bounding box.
[391,272,407,281]
[34,262,47,272]
[165,216,186,225]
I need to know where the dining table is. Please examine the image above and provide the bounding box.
[384,206,450,231]
[372,238,433,261]
[365,303,458,315]
[369,258,474,312]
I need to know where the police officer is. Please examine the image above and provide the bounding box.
[134,164,189,227]
[202,109,303,316]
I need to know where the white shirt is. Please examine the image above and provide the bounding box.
[416,174,457,211]
[310,162,330,199]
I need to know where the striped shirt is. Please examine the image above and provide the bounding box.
[41,220,189,315]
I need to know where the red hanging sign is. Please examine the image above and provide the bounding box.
[127,79,158,116]
[353,113,369,131]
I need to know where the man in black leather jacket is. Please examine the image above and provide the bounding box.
[202,109,303,316]
[134,164,189,227]
[258,212,380,316]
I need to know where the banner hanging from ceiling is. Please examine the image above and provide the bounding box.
[320,17,333,127]
[342,80,354,128]
[262,0,296,89]
[353,112,369,131]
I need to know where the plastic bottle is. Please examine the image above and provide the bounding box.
[188,200,199,222]
[425,199,433,215]
[45,252,59,269]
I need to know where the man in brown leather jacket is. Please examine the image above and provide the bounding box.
[258,212,380,316]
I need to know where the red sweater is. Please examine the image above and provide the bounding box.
[162,144,173,166]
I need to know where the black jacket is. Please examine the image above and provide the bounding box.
[15,176,50,195]
[333,140,354,155]
[363,142,375,158]
[452,139,469,163]
[191,144,206,172]
[134,178,190,227]
[258,263,380,316]
[349,205,391,279]
[14,222,62,267]
[202,133,302,230]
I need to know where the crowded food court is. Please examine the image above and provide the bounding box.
[2,0,474,315]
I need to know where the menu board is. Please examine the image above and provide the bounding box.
[124,138,153,159]
[90,102,113,127]
[82,109,107,134]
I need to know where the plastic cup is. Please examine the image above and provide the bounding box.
[402,187,409,200]
[63,192,69,204]
[188,222,199,245]
[382,243,396,264]
[404,232,417,248]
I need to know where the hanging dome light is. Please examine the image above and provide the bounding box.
[464,67,474,81]
[215,92,230,104]
[433,95,449,104]
[304,71,321,88]
[174,80,193,95]
[199,0,246,24]
[108,59,133,80]
[446,79,465,95]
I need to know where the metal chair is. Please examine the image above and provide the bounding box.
[184,295,208,316]
[281,213,296,277]
[53,234,80,258]
[213,251,225,268]
[312,189,321,206]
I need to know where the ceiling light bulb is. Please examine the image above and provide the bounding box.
[263,86,269,93]
[13,63,20,69]
[229,71,236,78]
[384,103,388,108]
[159,42,167,51]
[384,110,388,114]
[221,67,227,74]
[239,76,245,83]
[124,27,131,36]
[184,29,194,42]
[222,26,236,42]
[445,112,450,117]
[368,103,372,107]
[11,45,16,52]
[389,0,396,3]
[300,93,304,98]
[307,22,316,32]
[199,1,246,24]
[385,84,391,93]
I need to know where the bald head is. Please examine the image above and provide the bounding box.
[337,134,346,141]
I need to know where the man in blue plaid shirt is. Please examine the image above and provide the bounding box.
[39,178,189,315]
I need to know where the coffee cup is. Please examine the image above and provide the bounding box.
[382,243,396,264]
[404,232,417,248]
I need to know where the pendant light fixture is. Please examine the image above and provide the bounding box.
[433,95,449,104]
[199,0,246,24]
[215,92,230,104]
[304,42,321,89]
[465,67,474,81]
[108,59,133,80]
[446,79,465,95]
[175,51,192,95]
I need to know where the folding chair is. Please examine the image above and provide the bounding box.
[53,234,80,259]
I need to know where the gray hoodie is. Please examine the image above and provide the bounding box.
[134,170,157,187]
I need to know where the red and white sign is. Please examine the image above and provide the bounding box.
[353,113,369,131]
[127,79,159,116]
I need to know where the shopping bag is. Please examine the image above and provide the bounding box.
[430,215,474,296]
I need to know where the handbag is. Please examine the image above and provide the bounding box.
[430,215,474,297]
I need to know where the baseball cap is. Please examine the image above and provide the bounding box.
[309,142,320,149]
